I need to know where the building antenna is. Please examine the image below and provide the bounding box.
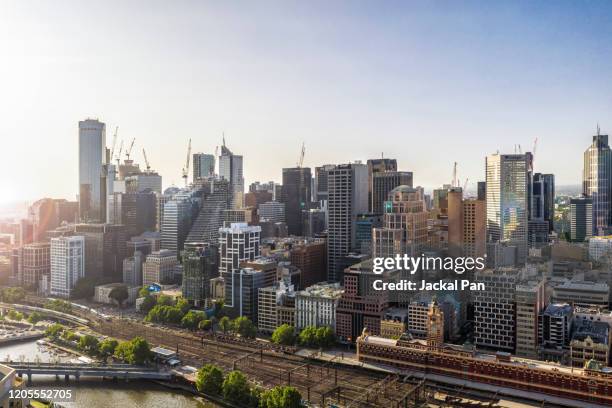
[597,123,601,136]
[222,132,226,147]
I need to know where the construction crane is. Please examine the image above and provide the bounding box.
[142,148,151,172]
[297,142,305,168]
[109,126,118,164]
[531,137,538,171]
[125,138,136,162]
[463,178,469,191]
[182,138,192,187]
[452,162,458,188]
[115,140,124,167]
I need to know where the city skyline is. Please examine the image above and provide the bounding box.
[2,1,612,204]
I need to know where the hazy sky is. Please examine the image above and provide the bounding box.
[1,1,612,204]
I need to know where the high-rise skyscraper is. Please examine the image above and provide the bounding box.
[281,167,312,235]
[486,153,529,264]
[181,242,219,306]
[193,153,215,182]
[327,163,368,282]
[583,128,612,236]
[219,143,244,208]
[372,186,428,258]
[78,119,106,222]
[161,195,194,254]
[367,158,397,212]
[371,171,413,214]
[570,197,593,242]
[50,236,85,298]
[219,223,261,315]
[314,164,335,203]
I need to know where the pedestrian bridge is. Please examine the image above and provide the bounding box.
[1,361,173,384]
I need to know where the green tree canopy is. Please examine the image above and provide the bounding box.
[157,294,175,306]
[219,316,231,334]
[71,276,101,299]
[233,316,256,338]
[222,370,251,406]
[271,324,295,346]
[195,363,224,396]
[44,323,64,340]
[181,310,205,330]
[7,310,23,321]
[145,304,184,324]
[44,299,72,314]
[298,326,318,347]
[140,295,157,313]
[260,385,303,408]
[0,287,25,303]
[139,286,151,297]
[99,338,119,356]
[27,311,43,324]
[109,285,129,307]
[198,319,212,331]
[315,326,335,348]
[78,334,100,355]
[114,337,152,365]
[176,298,191,314]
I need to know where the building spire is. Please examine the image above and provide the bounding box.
[597,123,600,136]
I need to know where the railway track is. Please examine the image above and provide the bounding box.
[94,319,417,407]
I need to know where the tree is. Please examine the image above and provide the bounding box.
[78,335,100,355]
[195,364,224,395]
[198,319,212,331]
[157,294,174,306]
[71,276,100,299]
[181,310,205,330]
[298,326,318,347]
[315,326,335,348]
[0,287,25,303]
[219,316,231,334]
[260,385,303,408]
[108,285,129,307]
[114,337,152,365]
[7,310,23,321]
[44,299,72,314]
[176,298,191,314]
[271,324,295,346]
[213,299,224,317]
[145,305,184,324]
[99,338,119,357]
[140,295,157,313]
[138,286,151,298]
[233,316,256,338]
[62,330,80,342]
[27,312,43,324]
[44,323,64,340]
[222,370,251,406]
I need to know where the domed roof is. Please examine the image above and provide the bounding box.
[390,185,414,194]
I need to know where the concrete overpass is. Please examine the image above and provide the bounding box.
[1,362,173,384]
[0,303,90,326]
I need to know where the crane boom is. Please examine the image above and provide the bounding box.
[143,148,151,172]
[116,140,124,166]
[182,138,192,186]
[297,142,305,167]
[126,138,136,161]
[109,126,118,164]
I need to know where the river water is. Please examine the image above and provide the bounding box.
[0,339,212,408]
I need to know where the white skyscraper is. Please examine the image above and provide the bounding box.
[219,223,261,312]
[50,236,85,298]
[79,119,106,222]
[486,153,529,264]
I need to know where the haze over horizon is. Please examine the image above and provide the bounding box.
[1,1,611,204]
